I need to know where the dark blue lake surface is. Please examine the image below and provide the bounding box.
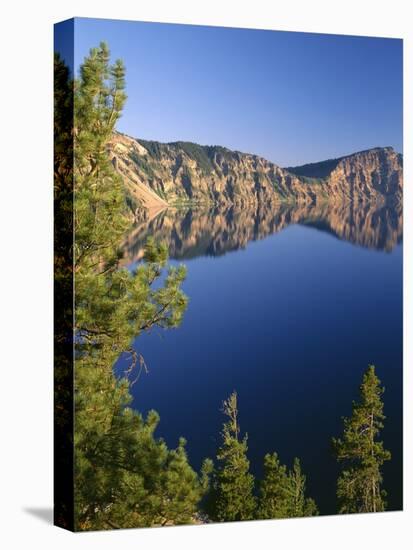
[116,203,403,514]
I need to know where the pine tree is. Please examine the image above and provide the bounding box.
[286,458,318,517]
[257,452,290,519]
[208,392,256,522]
[74,42,129,271]
[160,438,207,525]
[333,365,391,514]
[257,454,318,519]
[66,43,205,530]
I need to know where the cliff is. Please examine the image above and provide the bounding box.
[108,132,403,214]
[286,147,403,203]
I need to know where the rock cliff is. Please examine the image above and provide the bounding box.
[108,132,402,214]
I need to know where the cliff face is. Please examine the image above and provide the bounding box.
[108,133,403,213]
[287,148,403,203]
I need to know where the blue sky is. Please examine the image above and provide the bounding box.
[61,18,402,166]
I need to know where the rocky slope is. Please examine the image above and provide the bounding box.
[108,133,403,214]
[287,147,403,202]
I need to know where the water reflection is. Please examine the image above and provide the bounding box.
[122,201,402,262]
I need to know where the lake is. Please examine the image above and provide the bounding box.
[116,201,403,515]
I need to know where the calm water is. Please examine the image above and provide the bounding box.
[116,202,403,515]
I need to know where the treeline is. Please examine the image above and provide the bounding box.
[205,363,390,523]
[55,42,391,530]
[204,392,318,522]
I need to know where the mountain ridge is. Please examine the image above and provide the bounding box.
[108,132,403,215]
[286,146,397,177]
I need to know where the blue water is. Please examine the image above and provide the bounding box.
[116,216,403,515]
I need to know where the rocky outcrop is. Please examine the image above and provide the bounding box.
[121,201,403,263]
[108,133,403,213]
[287,147,403,203]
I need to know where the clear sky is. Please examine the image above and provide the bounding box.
[68,17,402,166]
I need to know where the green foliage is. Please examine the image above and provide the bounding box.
[75,391,208,529]
[72,43,202,530]
[135,139,240,178]
[257,453,290,519]
[333,365,391,514]
[172,142,215,175]
[207,394,318,523]
[129,149,156,179]
[205,144,235,162]
[286,458,319,517]
[139,139,165,160]
[257,454,318,519]
[54,52,75,530]
[74,42,129,270]
[139,140,238,177]
[297,175,324,185]
[124,189,141,213]
[207,392,257,522]
[286,157,341,179]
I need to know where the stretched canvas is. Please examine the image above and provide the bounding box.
[54,17,403,531]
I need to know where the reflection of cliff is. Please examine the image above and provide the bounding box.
[121,201,403,263]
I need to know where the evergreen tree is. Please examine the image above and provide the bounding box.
[285,458,318,517]
[74,42,129,271]
[208,392,256,522]
[257,452,290,519]
[257,454,318,519]
[333,365,391,514]
[67,43,206,530]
